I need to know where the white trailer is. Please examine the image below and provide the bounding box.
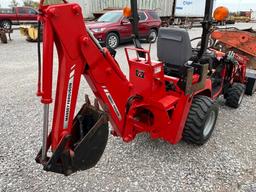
[251,11,256,22]
[70,0,175,18]
[69,0,214,26]
[174,0,206,17]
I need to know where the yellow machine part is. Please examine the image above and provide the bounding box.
[28,27,38,40]
[20,26,38,41]
[20,27,27,36]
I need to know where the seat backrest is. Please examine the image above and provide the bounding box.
[157,27,192,67]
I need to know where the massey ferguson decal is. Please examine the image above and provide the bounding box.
[136,69,145,78]
[64,65,75,129]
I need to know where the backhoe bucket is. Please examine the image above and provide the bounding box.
[36,100,109,176]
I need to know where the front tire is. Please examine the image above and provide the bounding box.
[225,83,245,108]
[183,96,219,145]
[106,32,119,49]
[1,20,12,29]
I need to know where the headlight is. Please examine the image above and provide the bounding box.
[91,28,105,33]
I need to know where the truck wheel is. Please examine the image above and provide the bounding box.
[196,38,214,49]
[225,83,245,108]
[183,96,219,145]
[106,32,119,49]
[147,29,157,43]
[0,32,7,44]
[1,20,12,29]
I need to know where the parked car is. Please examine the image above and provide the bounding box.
[0,7,38,29]
[87,9,162,49]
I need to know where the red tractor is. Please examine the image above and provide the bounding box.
[35,0,247,175]
[210,27,256,95]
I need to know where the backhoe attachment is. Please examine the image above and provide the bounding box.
[34,0,118,175]
[36,96,109,176]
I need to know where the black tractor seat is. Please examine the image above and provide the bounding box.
[157,27,193,78]
[157,27,210,93]
[157,27,213,78]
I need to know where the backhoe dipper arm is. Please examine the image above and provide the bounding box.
[36,3,132,174]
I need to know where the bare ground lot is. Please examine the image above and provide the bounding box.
[0,23,255,192]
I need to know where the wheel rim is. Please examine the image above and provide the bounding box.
[203,111,216,137]
[2,22,10,29]
[108,35,118,48]
[149,31,157,42]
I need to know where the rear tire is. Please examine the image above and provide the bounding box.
[183,96,219,145]
[225,83,245,108]
[106,32,119,49]
[147,29,157,43]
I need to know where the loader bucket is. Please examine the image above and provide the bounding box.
[36,101,109,176]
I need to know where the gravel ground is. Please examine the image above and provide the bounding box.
[0,23,256,192]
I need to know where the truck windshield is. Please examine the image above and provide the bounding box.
[98,12,122,23]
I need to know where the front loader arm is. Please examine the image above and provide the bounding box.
[211,28,256,69]
[37,3,131,175]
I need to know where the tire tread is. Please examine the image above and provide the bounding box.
[183,96,218,145]
[225,83,245,108]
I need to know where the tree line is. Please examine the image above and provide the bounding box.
[0,0,40,9]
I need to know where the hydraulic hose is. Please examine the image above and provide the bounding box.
[37,19,42,96]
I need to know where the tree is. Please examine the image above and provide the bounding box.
[9,0,19,7]
[23,0,39,8]
[23,0,33,6]
[44,0,63,5]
